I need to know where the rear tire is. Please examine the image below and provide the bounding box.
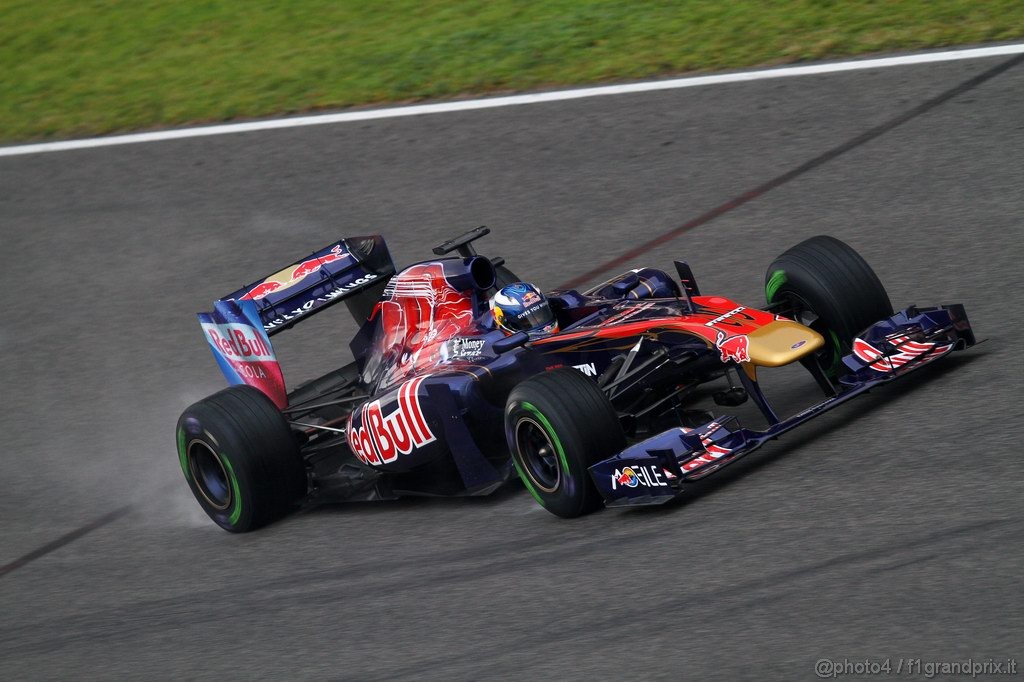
[505,368,625,518]
[765,235,892,375]
[176,385,307,532]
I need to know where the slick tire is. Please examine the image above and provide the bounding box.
[505,368,625,518]
[176,385,307,533]
[765,235,893,375]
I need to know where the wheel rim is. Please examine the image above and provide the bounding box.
[187,440,232,510]
[515,417,561,493]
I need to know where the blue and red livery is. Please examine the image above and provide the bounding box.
[177,227,975,531]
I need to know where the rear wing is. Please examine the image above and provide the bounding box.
[198,298,289,407]
[197,236,395,406]
[221,235,395,335]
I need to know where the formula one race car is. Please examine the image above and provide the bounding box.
[177,227,975,531]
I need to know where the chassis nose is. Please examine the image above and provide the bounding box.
[744,320,824,367]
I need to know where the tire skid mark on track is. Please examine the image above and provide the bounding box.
[0,329,987,583]
[0,516,701,653]
[0,361,1010,645]
[3,514,1016,660]
[558,52,1024,290]
[1,55,1020,584]
[3,45,1023,158]
[866,552,942,575]
[0,505,133,578]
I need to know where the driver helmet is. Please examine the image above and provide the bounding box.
[490,282,559,337]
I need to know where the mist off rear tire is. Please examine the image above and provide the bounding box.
[765,235,893,375]
[505,368,625,518]
[176,385,306,533]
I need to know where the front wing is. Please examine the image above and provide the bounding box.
[589,304,975,506]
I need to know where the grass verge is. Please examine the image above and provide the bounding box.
[2,0,1023,141]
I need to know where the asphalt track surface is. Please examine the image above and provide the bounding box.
[2,51,1022,680]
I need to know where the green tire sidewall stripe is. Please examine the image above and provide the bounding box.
[219,453,243,526]
[178,428,241,526]
[511,455,545,506]
[511,401,572,506]
[765,269,788,303]
[827,329,843,374]
[177,428,189,480]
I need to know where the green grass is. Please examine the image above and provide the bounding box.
[2,1,1022,141]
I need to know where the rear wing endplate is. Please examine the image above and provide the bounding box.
[198,299,289,407]
[220,235,395,335]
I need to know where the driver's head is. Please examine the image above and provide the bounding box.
[490,282,558,337]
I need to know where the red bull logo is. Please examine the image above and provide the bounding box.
[521,290,541,306]
[715,330,751,363]
[240,245,349,301]
[615,467,639,488]
[201,322,274,361]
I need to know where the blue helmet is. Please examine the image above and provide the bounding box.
[490,282,558,337]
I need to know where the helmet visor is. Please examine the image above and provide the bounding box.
[504,300,556,334]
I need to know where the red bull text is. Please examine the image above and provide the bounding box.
[347,376,437,466]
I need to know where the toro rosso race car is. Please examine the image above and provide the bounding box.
[177,227,975,532]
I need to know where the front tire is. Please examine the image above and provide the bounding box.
[505,368,625,518]
[176,385,307,532]
[766,235,893,375]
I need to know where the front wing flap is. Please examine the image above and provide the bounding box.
[590,304,975,507]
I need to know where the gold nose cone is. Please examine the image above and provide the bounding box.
[745,320,825,367]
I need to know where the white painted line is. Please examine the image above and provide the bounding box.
[3,43,1023,158]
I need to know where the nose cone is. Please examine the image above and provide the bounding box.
[744,320,825,367]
